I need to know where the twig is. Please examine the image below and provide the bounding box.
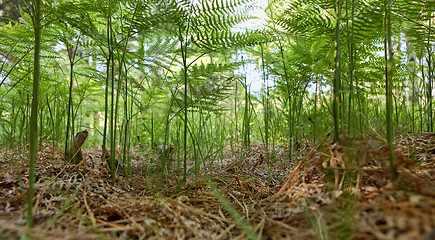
[83,189,97,227]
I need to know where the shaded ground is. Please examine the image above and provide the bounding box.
[0,133,434,239]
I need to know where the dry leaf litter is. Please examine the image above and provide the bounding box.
[0,133,434,239]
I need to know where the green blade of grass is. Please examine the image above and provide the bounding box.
[208,181,262,240]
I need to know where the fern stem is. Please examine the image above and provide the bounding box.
[27,0,41,229]
[333,0,342,143]
[384,0,397,181]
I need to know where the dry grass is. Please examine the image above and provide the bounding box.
[0,133,434,239]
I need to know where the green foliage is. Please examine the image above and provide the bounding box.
[0,0,432,196]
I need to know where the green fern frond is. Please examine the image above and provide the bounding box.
[277,0,334,37]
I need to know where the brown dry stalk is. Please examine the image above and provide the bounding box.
[65,130,88,164]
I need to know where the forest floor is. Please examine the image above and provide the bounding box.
[0,133,434,240]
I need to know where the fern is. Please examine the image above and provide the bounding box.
[172,62,240,114]
[277,0,335,39]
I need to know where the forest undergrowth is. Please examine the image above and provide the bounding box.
[0,132,434,240]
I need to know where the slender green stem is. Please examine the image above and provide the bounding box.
[27,0,41,229]
[333,0,342,143]
[385,0,397,181]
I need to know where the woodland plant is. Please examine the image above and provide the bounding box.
[0,0,433,237]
